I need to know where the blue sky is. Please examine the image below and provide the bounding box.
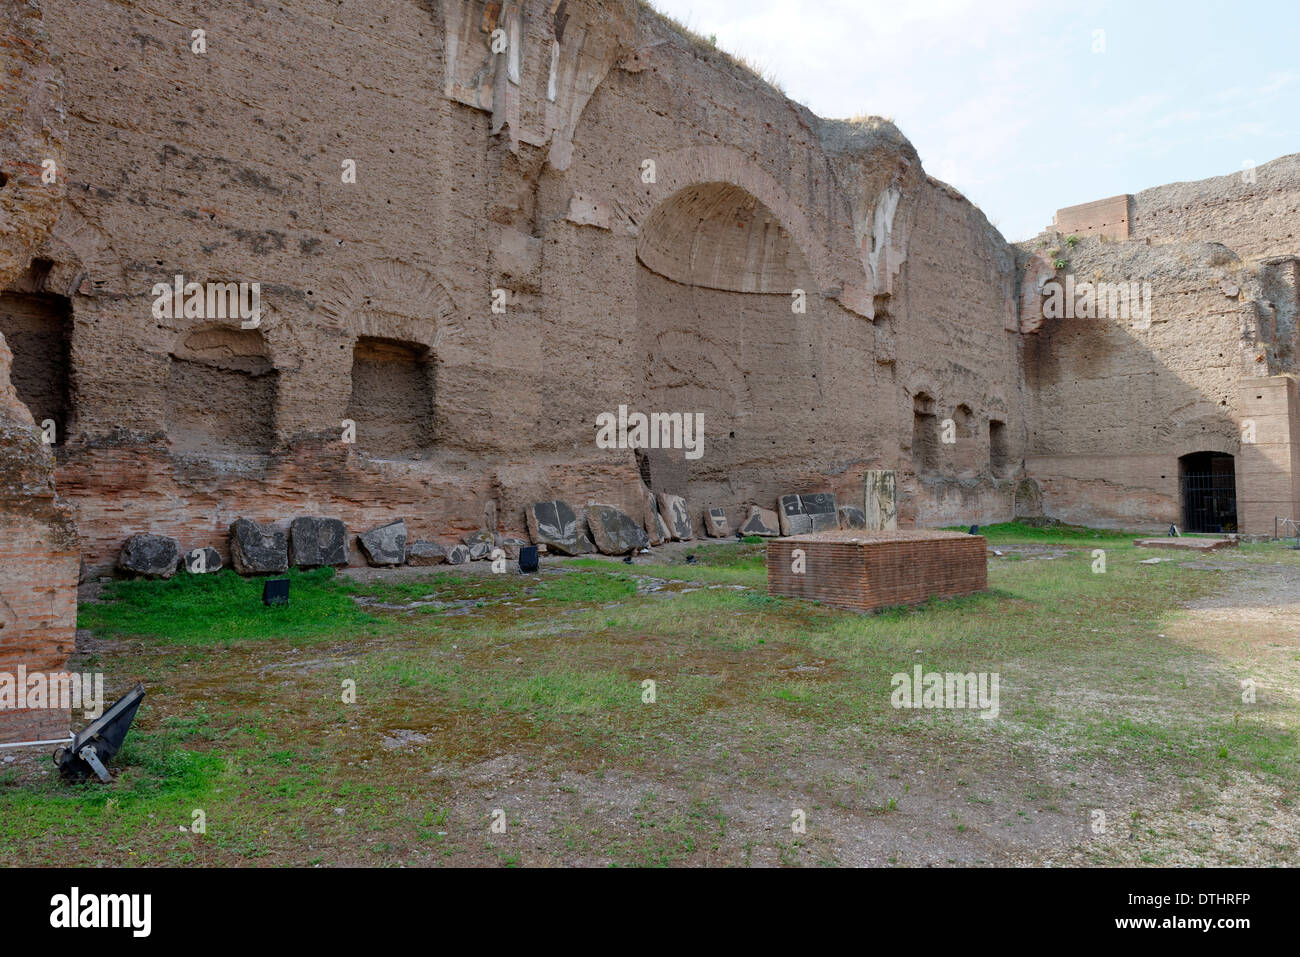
[647,0,1299,240]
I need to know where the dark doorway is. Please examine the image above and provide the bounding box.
[1179,452,1237,533]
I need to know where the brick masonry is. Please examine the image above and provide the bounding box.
[766,530,987,613]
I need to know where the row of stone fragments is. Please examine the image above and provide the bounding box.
[115,492,867,578]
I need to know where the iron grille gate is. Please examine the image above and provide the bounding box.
[1182,468,1237,533]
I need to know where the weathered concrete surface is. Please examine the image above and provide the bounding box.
[0,0,78,745]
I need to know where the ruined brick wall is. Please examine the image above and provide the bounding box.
[891,177,1021,526]
[0,0,78,744]
[1019,236,1288,530]
[1052,195,1131,241]
[1128,154,1300,261]
[5,0,1022,574]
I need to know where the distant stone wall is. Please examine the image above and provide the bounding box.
[1019,236,1292,530]
[1129,154,1300,261]
[1052,195,1131,241]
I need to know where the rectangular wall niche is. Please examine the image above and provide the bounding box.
[0,291,73,444]
[167,326,278,454]
[912,394,937,472]
[990,420,1010,477]
[346,337,434,459]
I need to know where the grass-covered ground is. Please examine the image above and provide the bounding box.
[2,522,1296,866]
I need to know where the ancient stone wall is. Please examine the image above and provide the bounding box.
[1128,154,1300,261]
[5,0,1022,574]
[891,177,1021,526]
[1018,235,1292,531]
[0,0,78,744]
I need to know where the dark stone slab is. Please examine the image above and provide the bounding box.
[290,517,350,568]
[703,506,730,538]
[838,506,867,530]
[655,492,694,541]
[230,519,289,574]
[778,495,812,536]
[406,541,448,566]
[586,504,650,555]
[118,534,180,579]
[641,488,666,546]
[446,544,471,565]
[801,493,840,532]
[181,546,222,575]
[739,506,780,537]
[779,493,839,535]
[525,499,586,556]
[358,520,407,567]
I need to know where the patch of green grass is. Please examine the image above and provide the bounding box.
[948,520,1133,543]
[339,572,525,604]
[22,519,1296,866]
[0,708,227,863]
[79,568,389,645]
[534,570,638,603]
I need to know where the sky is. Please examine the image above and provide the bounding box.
[646,0,1299,240]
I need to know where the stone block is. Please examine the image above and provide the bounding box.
[526,499,586,556]
[586,504,649,555]
[406,541,447,565]
[739,506,780,537]
[290,517,350,568]
[703,506,730,537]
[656,492,693,541]
[118,534,180,579]
[358,520,407,567]
[230,519,288,575]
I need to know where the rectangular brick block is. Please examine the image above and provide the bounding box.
[766,529,987,613]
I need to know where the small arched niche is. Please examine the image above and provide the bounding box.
[912,393,938,472]
[166,325,278,454]
[345,336,434,460]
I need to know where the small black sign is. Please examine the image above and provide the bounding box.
[263,578,290,606]
[518,546,539,573]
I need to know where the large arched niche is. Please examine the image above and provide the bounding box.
[637,182,811,294]
[635,182,827,497]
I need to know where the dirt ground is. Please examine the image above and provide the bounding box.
[5,538,1298,867]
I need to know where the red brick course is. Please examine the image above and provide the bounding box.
[766,530,987,613]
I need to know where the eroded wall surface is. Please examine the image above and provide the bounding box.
[2,0,1023,573]
[0,0,78,744]
[1129,154,1300,261]
[1019,234,1296,532]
